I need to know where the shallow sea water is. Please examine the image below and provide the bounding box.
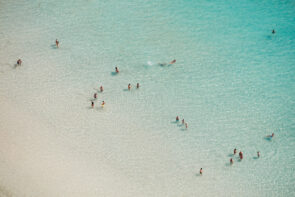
[0,0,295,196]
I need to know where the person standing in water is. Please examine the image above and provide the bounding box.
[230,158,233,165]
[94,93,97,99]
[234,148,237,155]
[128,84,131,90]
[176,116,179,122]
[185,122,188,129]
[239,151,243,160]
[100,86,104,92]
[101,101,105,108]
[115,67,119,73]
[17,59,22,66]
[182,119,185,125]
[200,168,203,175]
[136,83,140,89]
[55,39,59,48]
[257,151,260,158]
[91,101,94,108]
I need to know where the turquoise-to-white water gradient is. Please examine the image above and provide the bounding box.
[0,0,295,196]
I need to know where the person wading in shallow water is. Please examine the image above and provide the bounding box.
[17,59,22,66]
[239,151,243,160]
[55,39,59,48]
[200,168,203,175]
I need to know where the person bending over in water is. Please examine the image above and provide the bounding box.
[169,59,176,64]
[234,148,237,155]
[115,67,119,73]
[128,83,131,90]
[100,86,104,92]
[91,101,94,108]
[136,83,140,89]
[200,168,203,175]
[230,158,233,165]
[17,59,22,66]
[55,39,59,48]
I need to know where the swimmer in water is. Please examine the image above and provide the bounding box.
[17,59,22,66]
[101,101,105,108]
[257,151,260,158]
[169,59,176,64]
[230,158,233,165]
[234,148,237,155]
[136,83,140,89]
[94,93,97,99]
[115,67,119,73]
[91,101,94,108]
[200,168,203,175]
[182,119,185,125]
[176,116,179,122]
[272,29,276,34]
[239,151,243,160]
[100,86,104,92]
[55,39,59,48]
[128,83,131,90]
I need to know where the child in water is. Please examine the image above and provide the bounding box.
[101,101,105,108]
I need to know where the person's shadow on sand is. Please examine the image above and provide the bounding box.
[13,64,19,69]
[264,136,273,141]
[50,44,58,49]
[111,72,118,76]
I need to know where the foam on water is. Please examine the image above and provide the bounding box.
[0,0,295,196]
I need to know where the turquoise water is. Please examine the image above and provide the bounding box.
[1,0,295,196]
